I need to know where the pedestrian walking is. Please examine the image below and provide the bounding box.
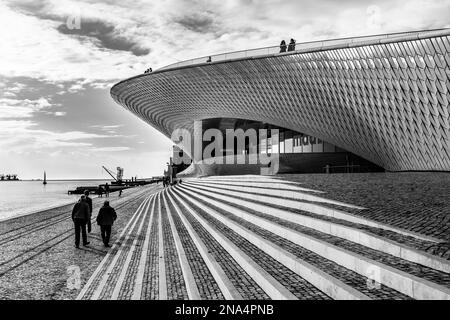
[279,40,287,53]
[84,190,93,233]
[98,185,103,198]
[71,195,90,248]
[287,38,296,51]
[96,201,117,247]
[105,183,110,197]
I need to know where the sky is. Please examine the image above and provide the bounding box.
[1,0,449,179]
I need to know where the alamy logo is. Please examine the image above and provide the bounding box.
[67,265,81,290]
[66,8,82,30]
[366,265,382,290]
[171,126,280,175]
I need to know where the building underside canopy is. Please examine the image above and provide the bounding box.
[111,28,450,172]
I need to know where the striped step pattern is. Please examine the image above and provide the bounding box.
[77,176,450,300]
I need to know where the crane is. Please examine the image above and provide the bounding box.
[102,166,118,182]
[102,166,124,183]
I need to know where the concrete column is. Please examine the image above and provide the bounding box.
[193,120,203,164]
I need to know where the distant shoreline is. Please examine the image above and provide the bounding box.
[13,178,152,182]
[9,179,113,182]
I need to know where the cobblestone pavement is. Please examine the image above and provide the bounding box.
[160,195,189,300]
[172,188,331,300]
[164,195,224,300]
[177,188,410,300]
[6,173,450,300]
[278,173,450,257]
[0,185,160,300]
[186,181,449,273]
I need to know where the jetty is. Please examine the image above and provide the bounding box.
[68,165,160,195]
[0,174,19,181]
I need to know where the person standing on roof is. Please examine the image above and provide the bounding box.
[287,38,296,51]
[279,40,287,53]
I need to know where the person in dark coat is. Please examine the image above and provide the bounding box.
[96,201,117,247]
[287,38,296,51]
[105,183,110,197]
[84,190,93,233]
[97,185,103,198]
[72,195,90,248]
[279,40,287,53]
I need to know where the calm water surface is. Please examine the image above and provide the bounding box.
[0,180,110,221]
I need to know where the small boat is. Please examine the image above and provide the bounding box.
[43,171,47,185]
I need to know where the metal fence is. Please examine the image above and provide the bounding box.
[158,28,450,72]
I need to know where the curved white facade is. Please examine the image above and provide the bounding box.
[111,29,450,171]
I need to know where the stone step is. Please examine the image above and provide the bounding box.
[161,192,201,300]
[180,183,450,273]
[172,187,406,300]
[110,194,155,300]
[168,188,333,300]
[183,181,440,243]
[187,180,363,209]
[157,193,168,300]
[97,195,154,300]
[167,191,270,300]
[175,185,450,300]
[81,189,250,300]
[169,189,303,300]
[186,178,324,193]
[159,192,191,300]
[131,194,158,299]
[77,194,154,300]
[137,193,160,299]
[193,175,303,184]
[163,192,226,300]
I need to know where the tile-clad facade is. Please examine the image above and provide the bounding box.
[111,29,450,171]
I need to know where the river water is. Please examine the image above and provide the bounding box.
[0,180,110,221]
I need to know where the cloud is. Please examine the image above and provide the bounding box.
[0,119,118,152]
[57,19,150,56]
[2,0,449,89]
[1,82,31,98]
[0,97,54,119]
[174,12,217,33]
[91,146,131,152]
[0,1,150,87]
[91,124,125,129]
[0,106,35,119]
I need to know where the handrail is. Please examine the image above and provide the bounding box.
[157,28,450,72]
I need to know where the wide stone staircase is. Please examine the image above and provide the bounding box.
[77,175,450,300]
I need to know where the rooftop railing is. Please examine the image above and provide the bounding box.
[157,28,450,72]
